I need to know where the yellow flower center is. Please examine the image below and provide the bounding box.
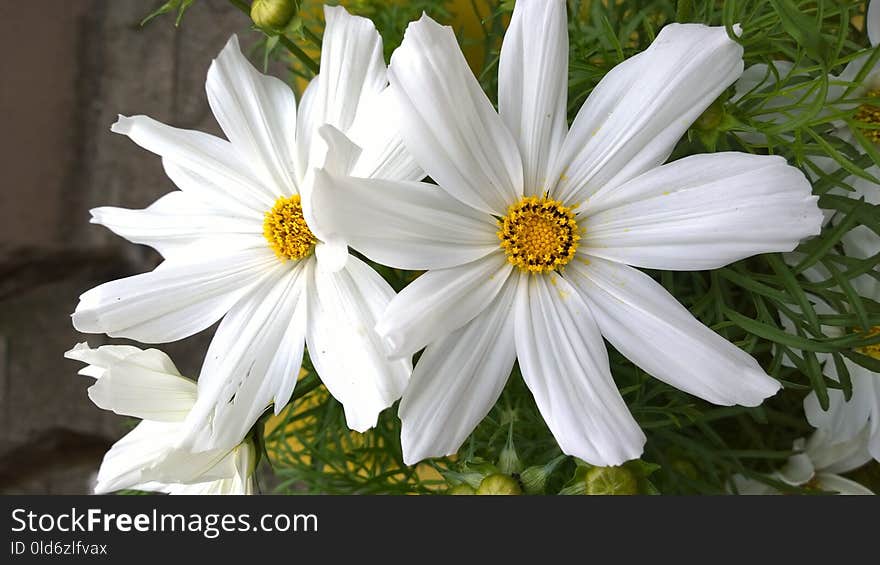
[263,195,317,261]
[855,326,880,360]
[854,89,880,144]
[497,196,580,274]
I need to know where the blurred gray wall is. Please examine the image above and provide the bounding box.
[0,0,253,493]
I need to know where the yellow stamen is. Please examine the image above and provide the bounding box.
[854,89,880,144]
[855,326,880,360]
[263,195,316,261]
[497,196,580,274]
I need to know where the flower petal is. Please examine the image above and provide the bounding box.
[377,252,513,357]
[548,24,744,205]
[568,257,781,406]
[347,86,424,182]
[72,248,276,343]
[399,276,517,464]
[806,428,873,474]
[311,170,499,270]
[514,272,646,466]
[206,35,298,194]
[112,115,275,214]
[90,191,264,261]
[94,421,236,494]
[582,152,822,271]
[498,0,568,196]
[814,472,874,495]
[64,342,143,379]
[307,256,412,432]
[870,0,880,47]
[181,263,307,451]
[804,360,879,448]
[66,344,198,423]
[296,5,387,177]
[388,14,523,215]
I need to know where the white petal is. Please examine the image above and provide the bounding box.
[498,0,568,196]
[112,115,275,214]
[729,474,779,495]
[548,24,744,205]
[87,348,197,422]
[568,257,781,406]
[300,125,361,270]
[181,263,307,451]
[776,439,815,486]
[582,152,822,271]
[161,443,256,495]
[814,472,874,495]
[870,0,880,47]
[64,342,144,379]
[94,421,178,494]
[206,35,298,194]
[806,428,873,474]
[307,256,412,432]
[311,170,499,270]
[514,272,645,466]
[296,5,387,177]
[347,87,424,182]
[388,14,523,215]
[804,360,877,446]
[399,275,517,464]
[377,252,513,357]
[90,191,263,261]
[72,248,276,343]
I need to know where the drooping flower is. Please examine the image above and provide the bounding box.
[72,6,421,452]
[730,429,873,495]
[312,0,823,465]
[65,343,256,495]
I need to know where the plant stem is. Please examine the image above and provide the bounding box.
[227,0,319,75]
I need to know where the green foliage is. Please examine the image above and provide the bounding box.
[141,0,880,494]
[142,0,197,27]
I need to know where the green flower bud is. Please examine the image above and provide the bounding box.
[694,99,725,131]
[497,444,522,475]
[583,465,639,495]
[447,484,476,495]
[476,473,522,495]
[251,0,298,30]
[519,465,549,495]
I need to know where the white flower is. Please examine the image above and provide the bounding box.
[312,0,823,466]
[779,263,880,463]
[731,429,873,495]
[71,6,420,451]
[65,343,256,495]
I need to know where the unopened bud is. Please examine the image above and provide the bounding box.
[497,444,522,475]
[519,465,548,495]
[476,473,522,495]
[447,484,476,495]
[250,0,298,30]
[583,465,638,495]
[694,99,725,131]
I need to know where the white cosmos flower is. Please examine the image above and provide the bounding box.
[311,0,823,466]
[730,429,873,495]
[779,262,880,463]
[71,6,420,452]
[65,343,256,495]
